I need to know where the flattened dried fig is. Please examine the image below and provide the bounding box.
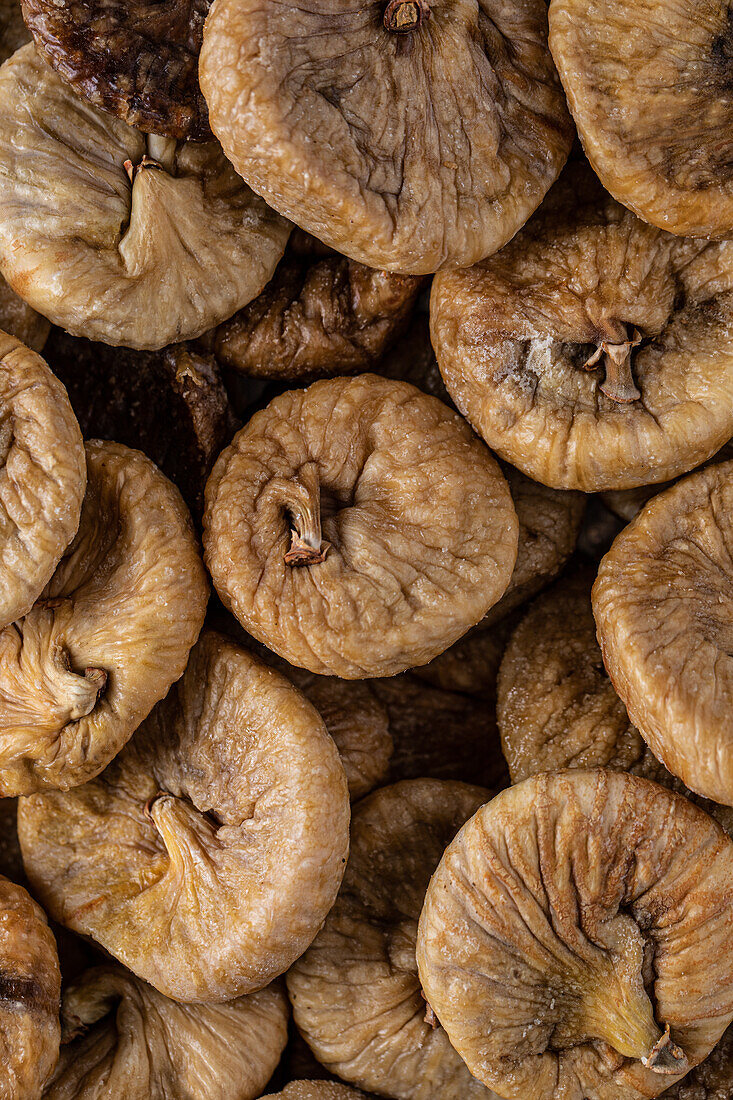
[417,770,733,1100]
[432,163,733,490]
[199,0,573,274]
[0,332,85,633]
[20,0,211,140]
[0,0,27,64]
[0,277,49,352]
[0,874,61,1099]
[44,966,288,1100]
[594,459,733,808]
[288,780,495,1100]
[18,631,350,1002]
[263,1087,366,1100]
[0,46,290,350]
[0,440,208,796]
[549,1,733,240]
[204,375,518,679]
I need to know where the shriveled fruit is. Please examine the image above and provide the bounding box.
[0,46,290,350]
[549,1,733,240]
[602,442,733,523]
[0,0,27,64]
[18,631,350,1002]
[594,459,733,808]
[288,780,495,1100]
[432,162,733,491]
[43,966,288,1100]
[263,1087,367,1100]
[417,769,733,1100]
[199,0,573,274]
[0,440,208,796]
[204,375,518,679]
[0,874,61,1100]
[0,277,49,352]
[20,0,211,140]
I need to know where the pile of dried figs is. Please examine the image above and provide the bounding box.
[1,1,733,1097]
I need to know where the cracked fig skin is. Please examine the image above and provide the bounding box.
[0,439,208,796]
[0,45,290,350]
[432,163,733,491]
[199,0,573,275]
[416,769,733,1100]
[17,631,350,1003]
[204,374,518,679]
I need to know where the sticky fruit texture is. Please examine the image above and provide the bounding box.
[0,277,49,352]
[602,441,733,524]
[17,631,350,1002]
[43,966,289,1100]
[20,0,211,140]
[199,0,573,275]
[215,231,425,381]
[0,439,208,796]
[549,0,733,240]
[0,874,61,1100]
[263,1086,367,1100]
[0,0,27,64]
[0,46,290,350]
[288,780,497,1100]
[432,162,733,491]
[416,769,733,1100]
[203,374,518,679]
[593,459,733,808]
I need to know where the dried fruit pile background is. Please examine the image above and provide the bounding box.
[1,1,733,1098]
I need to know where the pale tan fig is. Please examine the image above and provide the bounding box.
[263,1086,367,1100]
[43,967,288,1100]
[417,770,733,1100]
[288,780,497,1100]
[432,163,733,491]
[0,874,61,1100]
[18,631,350,1002]
[204,375,518,679]
[0,440,208,796]
[0,0,27,64]
[199,0,573,275]
[0,278,49,352]
[0,46,290,350]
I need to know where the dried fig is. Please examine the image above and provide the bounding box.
[0,332,85,634]
[0,439,208,796]
[199,0,573,274]
[43,966,288,1100]
[17,631,350,1002]
[548,1,733,240]
[432,162,733,491]
[0,277,49,352]
[20,0,211,140]
[0,874,61,1099]
[204,375,518,679]
[288,780,495,1100]
[263,1087,366,1100]
[602,441,733,524]
[0,0,27,64]
[0,46,290,350]
[593,459,733,808]
[416,769,733,1100]
[661,1027,733,1100]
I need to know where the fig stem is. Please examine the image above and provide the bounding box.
[642,1025,689,1076]
[284,531,330,567]
[583,328,642,403]
[384,0,429,33]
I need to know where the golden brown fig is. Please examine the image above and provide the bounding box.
[0,874,61,1099]
[432,163,733,491]
[43,967,288,1100]
[549,1,733,240]
[0,0,27,63]
[199,0,573,275]
[0,440,208,796]
[593,459,733,807]
[417,769,733,1100]
[0,46,290,350]
[263,1087,367,1100]
[0,277,49,352]
[288,780,496,1100]
[204,375,518,679]
[18,631,350,1002]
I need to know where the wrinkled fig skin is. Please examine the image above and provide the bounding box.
[594,459,733,808]
[288,780,497,1100]
[18,631,350,1002]
[602,441,733,524]
[43,966,289,1100]
[0,46,291,350]
[20,0,211,140]
[0,875,61,1100]
[0,332,86,634]
[0,0,27,64]
[0,276,49,352]
[263,1086,367,1100]
[0,440,208,796]
[199,0,573,274]
[549,0,733,240]
[204,375,519,679]
[432,163,733,491]
[417,770,733,1100]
